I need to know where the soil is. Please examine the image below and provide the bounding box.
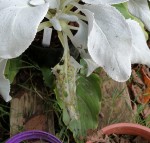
[107,134,150,143]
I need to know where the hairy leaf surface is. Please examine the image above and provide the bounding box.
[0,59,11,102]
[127,19,150,66]
[128,0,150,31]
[82,4,132,81]
[81,0,128,5]
[0,0,49,59]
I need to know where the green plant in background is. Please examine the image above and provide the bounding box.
[0,103,10,142]
[133,104,150,128]
[0,0,150,142]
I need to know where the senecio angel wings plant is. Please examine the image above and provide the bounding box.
[0,0,150,141]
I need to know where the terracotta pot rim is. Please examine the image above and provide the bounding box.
[101,123,150,141]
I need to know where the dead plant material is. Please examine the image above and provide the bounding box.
[86,133,150,143]
[140,66,150,103]
[128,65,150,104]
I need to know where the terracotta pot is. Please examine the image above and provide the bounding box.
[86,123,150,143]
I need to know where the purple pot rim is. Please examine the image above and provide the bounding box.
[6,130,62,143]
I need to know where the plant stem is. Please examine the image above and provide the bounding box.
[38,21,52,32]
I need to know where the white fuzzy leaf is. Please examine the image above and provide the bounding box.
[58,14,78,21]
[50,17,62,31]
[0,0,49,59]
[45,0,60,9]
[82,4,132,81]
[127,19,150,67]
[84,59,99,76]
[81,0,129,5]
[0,59,12,102]
[128,0,150,31]
[71,20,99,76]
[29,0,45,6]
[71,20,88,50]
[70,56,82,71]
[42,27,52,47]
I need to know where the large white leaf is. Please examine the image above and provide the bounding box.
[81,0,128,5]
[0,59,11,102]
[128,0,150,31]
[45,0,60,9]
[127,19,150,67]
[29,0,45,6]
[0,0,49,59]
[71,20,88,50]
[82,4,132,82]
[71,20,99,76]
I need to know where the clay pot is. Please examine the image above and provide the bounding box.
[87,123,150,143]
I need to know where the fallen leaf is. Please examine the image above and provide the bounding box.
[131,70,145,87]
[142,104,150,127]
[131,83,143,104]
[133,135,149,143]
[140,67,150,103]
[143,105,150,118]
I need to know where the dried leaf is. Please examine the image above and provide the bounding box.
[131,84,143,104]
[143,104,150,119]
[131,70,144,87]
[140,67,150,103]
[133,136,149,143]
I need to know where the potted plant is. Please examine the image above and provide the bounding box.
[86,123,150,142]
[0,0,150,142]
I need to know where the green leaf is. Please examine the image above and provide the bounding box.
[5,57,22,83]
[40,67,54,88]
[113,3,132,19]
[55,73,101,143]
[70,74,101,141]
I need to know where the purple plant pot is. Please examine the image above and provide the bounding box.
[6,130,62,143]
